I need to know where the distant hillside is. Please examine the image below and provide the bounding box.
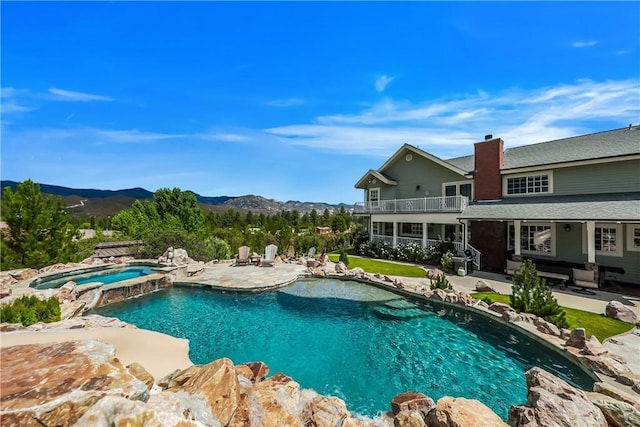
[0,180,354,217]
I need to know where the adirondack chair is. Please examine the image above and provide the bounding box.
[235,246,251,266]
[261,244,278,267]
[307,247,316,260]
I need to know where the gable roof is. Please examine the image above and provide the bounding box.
[354,169,398,189]
[355,126,640,189]
[379,143,470,177]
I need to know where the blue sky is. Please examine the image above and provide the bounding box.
[2,2,639,205]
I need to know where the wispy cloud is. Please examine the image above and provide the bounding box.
[201,132,250,142]
[266,98,304,107]
[48,88,114,102]
[263,79,640,157]
[572,40,597,48]
[375,75,395,92]
[617,50,630,55]
[1,87,37,114]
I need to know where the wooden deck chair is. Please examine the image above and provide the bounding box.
[235,246,251,266]
[307,247,316,260]
[262,244,278,267]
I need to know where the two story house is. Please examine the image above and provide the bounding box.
[354,125,640,287]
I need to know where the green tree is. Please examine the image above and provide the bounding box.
[510,260,569,329]
[111,199,161,239]
[331,215,348,233]
[1,180,73,269]
[309,209,319,226]
[153,188,206,235]
[321,208,331,225]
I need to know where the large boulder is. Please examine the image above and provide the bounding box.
[475,280,494,292]
[566,328,587,348]
[75,395,215,427]
[605,301,638,324]
[302,395,351,427]
[230,372,303,426]
[0,340,148,425]
[507,367,606,427]
[390,392,435,417]
[174,358,240,426]
[426,396,506,427]
[589,395,640,427]
[582,336,608,356]
[394,410,427,427]
[488,302,512,315]
[335,261,348,274]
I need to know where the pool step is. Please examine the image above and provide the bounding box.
[383,299,421,310]
[372,304,432,321]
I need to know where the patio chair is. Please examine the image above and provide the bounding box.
[307,247,316,260]
[571,268,598,295]
[235,246,251,266]
[261,244,278,267]
[305,247,317,268]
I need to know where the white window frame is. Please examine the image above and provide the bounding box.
[503,171,553,197]
[627,224,640,252]
[509,222,556,256]
[368,187,380,207]
[441,180,474,199]
[372,222,380,235]
[582,223,623,257]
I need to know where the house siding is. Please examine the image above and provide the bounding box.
[382,152,468,200]
[552,223,639,285]
[553,159,640,195]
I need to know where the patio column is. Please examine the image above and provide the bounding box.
[422,221,428,249]
[461,220,468,250]
[369,217,373,241]
[393,222,398,247]
[586,221,596,263]
[514,220,521,256]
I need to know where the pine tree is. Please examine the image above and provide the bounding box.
[510,260,569,329]
[1,180,72,269]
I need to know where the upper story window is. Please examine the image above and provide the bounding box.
[442,181,473,199]
[368,188,380,206]
[504,171,552,196]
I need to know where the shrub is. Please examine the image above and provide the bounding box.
[0,295,61,326]
[430,274,452,290]
[510,260,569,329]
[339,248,350,267]
[395,243,429,264]
[206,237,232,261]
[440,251,454,272]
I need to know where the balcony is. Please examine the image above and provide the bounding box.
[354,195,468,214]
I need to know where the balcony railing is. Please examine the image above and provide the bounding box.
[354,195,468,214]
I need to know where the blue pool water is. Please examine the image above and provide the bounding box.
[31,266,156,289]
[93,279,595,419]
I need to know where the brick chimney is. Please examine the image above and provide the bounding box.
[473,135,504,201]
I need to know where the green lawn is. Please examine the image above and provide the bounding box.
[470,292,634,342]
[328,254,427,278]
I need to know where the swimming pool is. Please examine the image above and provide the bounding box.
[92,279,595,419]
[30,266,157,290]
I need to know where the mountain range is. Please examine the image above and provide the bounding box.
[0,180,354,217]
